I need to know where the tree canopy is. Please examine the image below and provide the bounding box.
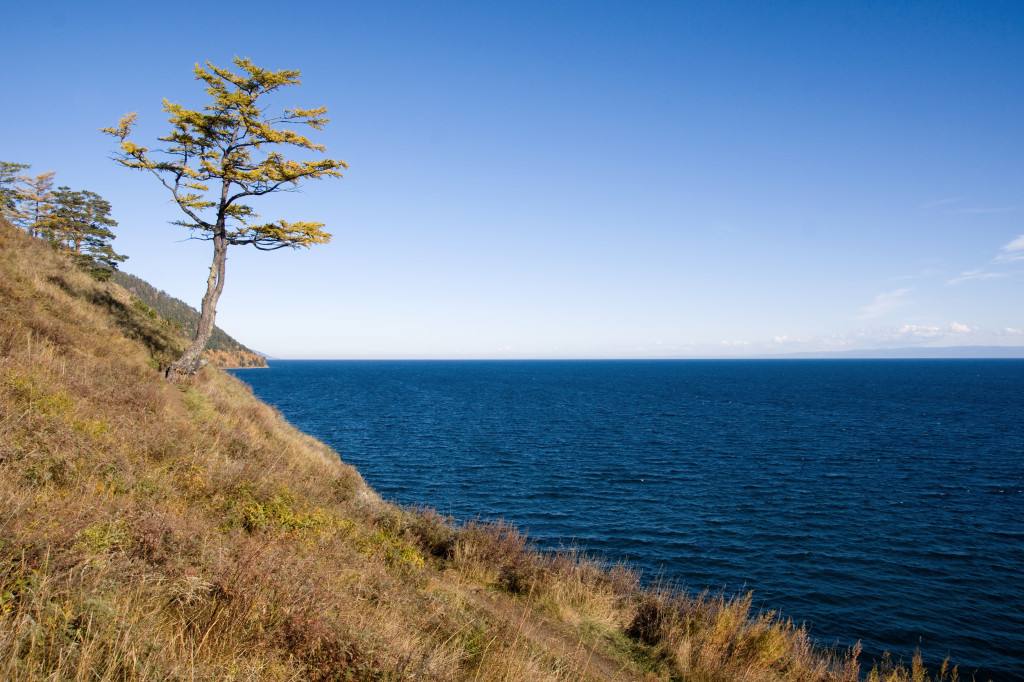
[14,171,56,238]
[0,161,30,215]
[43,186,127,279]
[103,57,346,380]
[102,57,345,251]
[1,161,126,280]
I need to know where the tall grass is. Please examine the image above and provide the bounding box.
[0,219,972,681]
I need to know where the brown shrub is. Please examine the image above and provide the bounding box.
[0,219,960,682]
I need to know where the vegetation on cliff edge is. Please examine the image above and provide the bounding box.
[110,270,266,369]
[0,218,965,680]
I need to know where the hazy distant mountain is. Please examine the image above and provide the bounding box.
[753,346,1024,359]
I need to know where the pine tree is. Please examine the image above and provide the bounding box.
[103,57,346,380]
[43,187,127,280]
[13,171,56,237]
[0,161,30,220]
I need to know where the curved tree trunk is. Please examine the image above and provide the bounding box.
[166,233,227,382]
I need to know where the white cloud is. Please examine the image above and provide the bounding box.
[952,207,1021,214]
[919,197,969,210]
[949,233,1024,283]
[889,268,944,282]
[895,322,977,338]
[1004,235,1024,251]
[896,324,941,338]
[685,325,1021,357]
[858,288,911,319]
[995,234,1024,263]
[948,269,1008,284]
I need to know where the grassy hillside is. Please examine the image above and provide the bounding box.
[110,270,266,368]
[0,219,962,681]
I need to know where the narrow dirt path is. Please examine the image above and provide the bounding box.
[163,381,188,422]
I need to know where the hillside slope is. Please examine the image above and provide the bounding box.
[110,270,266,368]
[0,220,957,681]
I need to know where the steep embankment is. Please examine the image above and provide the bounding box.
[110,270,267,369]
[0,219,957,681]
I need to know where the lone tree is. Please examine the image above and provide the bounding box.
[103,57,346,381]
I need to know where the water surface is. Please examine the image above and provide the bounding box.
[230,360,1023,680]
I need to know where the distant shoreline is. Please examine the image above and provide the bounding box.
[255,350,1024,362]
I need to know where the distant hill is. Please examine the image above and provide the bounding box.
[110,270,266,368]
[755,345,1024,359]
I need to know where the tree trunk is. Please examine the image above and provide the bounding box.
[166,233,228,382]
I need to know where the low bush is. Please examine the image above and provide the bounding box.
[0,219,965,681]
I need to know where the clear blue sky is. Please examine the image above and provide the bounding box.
[5,1,1023,358]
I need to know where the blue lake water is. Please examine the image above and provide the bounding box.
[229,360,1024,680]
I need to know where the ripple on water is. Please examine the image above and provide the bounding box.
[231,359,1024,682]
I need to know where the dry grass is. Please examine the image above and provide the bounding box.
[0,219,972,681]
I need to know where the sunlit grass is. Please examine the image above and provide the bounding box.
[0,218,969,680]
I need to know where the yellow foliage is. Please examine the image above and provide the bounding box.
[0,218,960,681]
[79,520,129,552]
[102,57,345,252]
[355,528,426,571]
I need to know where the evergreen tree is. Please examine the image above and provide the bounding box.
[13,171,56,237]
[103,57,346,381]
[44,187,127,280]
[0,161,30,220]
